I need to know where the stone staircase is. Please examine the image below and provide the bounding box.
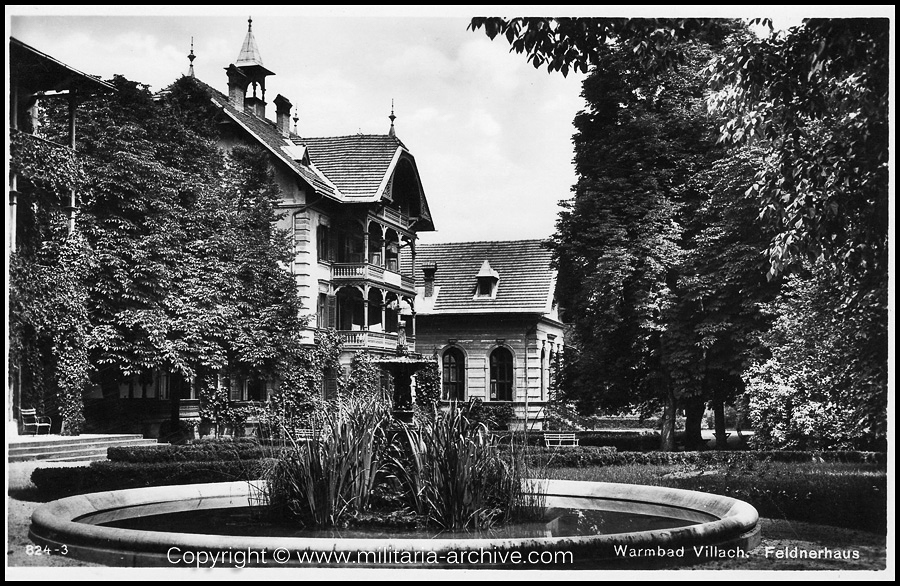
[8,434,162,462]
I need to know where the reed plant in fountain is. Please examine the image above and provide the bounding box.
[388,402,545,531]
[265,391,393,527]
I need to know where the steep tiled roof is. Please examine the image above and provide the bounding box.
[300,135,405,200]
[197,78,431,222]
[203,82,339,198]
[410,240,557,315]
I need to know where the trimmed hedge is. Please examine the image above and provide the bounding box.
[495,430,660,451]
[31,459,269,500]
[549,460,887,533]
[527,447,886,469]
[108,443,274,463]
[576,431,662,451]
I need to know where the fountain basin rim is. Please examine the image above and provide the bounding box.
[30,479,760,567]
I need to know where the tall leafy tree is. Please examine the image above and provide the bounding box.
[10,100,93,434]
[550,24,778,449]
[667,145,779,447]
[476,16,887,450]
[551,35,721,449]
[12,74,307,430]
[706,19,888,449]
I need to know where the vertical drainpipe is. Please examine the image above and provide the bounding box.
[9,81,18,252]
[523,326,528,433]
[524,321,538,432]
[67,88,77,236]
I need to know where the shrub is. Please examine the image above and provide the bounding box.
[466,399,515,431]
[31,459,267,500]
[388,403,543,530]
[263,393,393,527]
[107,441,270,463]
[528,448,885,469]
[158,419,198,444]
[577,430,662,451]
[548,459,886,533]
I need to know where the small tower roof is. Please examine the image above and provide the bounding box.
[235,17,274,77]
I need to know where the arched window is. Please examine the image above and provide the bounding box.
[490,347,514,401]
[442,348,465,401]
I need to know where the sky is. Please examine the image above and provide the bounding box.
[5,6,887,246]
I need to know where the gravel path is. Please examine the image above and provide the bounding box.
[6,461,890,576]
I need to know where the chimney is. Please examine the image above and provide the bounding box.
[423,263,437,298]
[226,65,249,111]
[274,94,293,136]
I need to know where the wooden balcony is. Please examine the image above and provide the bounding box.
[333,262,385,281]
[377,206,413,229]
[338,330,416,352]
[331,262,415,294]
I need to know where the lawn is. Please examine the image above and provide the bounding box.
[8,450,889,573]
[544,460,886,533]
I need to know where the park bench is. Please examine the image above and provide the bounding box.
[294,428,318,442]
[544,432,579,448]
[21,408,52,435]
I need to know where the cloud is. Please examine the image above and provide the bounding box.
[467,108,502,138]
[382,45,456,78]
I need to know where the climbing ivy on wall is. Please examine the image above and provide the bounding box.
[10,132,92,435]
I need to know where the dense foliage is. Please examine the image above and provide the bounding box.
[390,403,541,530]
[10,133,92,434]
[30,459,266,501]
[550,459,886,533]
[707,19,889,451]
[10,75,308,432]
[474,17,888,451]
[745,265,888,450]
[262,396,540,531]
[549,27,775,449]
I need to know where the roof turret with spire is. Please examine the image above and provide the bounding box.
[388,100,397,138]
[187,37,196,77]
[229,16,274,118]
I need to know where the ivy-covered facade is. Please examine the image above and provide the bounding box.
[8,38,115,436]
[8,22,438,438]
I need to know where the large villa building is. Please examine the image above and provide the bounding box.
[8,20,564,434]
[412,240,566,430]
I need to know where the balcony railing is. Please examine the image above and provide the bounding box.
[333,263,384,280]
[331,262,414,293]
[377,206,412,229]
[338,330,416,352]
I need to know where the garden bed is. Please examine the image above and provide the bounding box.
[546,460,886,534]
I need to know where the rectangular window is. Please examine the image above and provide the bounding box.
[317,225,330,262]
[317,293,328,328]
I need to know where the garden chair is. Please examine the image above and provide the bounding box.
[21,407,52,435]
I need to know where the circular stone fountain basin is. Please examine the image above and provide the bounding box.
[30,479,760,569]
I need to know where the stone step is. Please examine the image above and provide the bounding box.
[8,436,162,463]
[9,437,158,456]
[9,433,148,450]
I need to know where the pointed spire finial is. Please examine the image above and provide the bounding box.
[388,99,396,137]
[187,37,196,77]
[292,106,299,135]
[248,16,253,32]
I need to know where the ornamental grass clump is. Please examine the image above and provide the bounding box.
[265,393,393,527]
[389,403,545,531]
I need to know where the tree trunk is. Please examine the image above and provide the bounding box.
[683,396,706,450]
[713,388,727,450]
[169,370,186,424]
[660,388,676,451]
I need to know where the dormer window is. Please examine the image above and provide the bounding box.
[473,260,499,299]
